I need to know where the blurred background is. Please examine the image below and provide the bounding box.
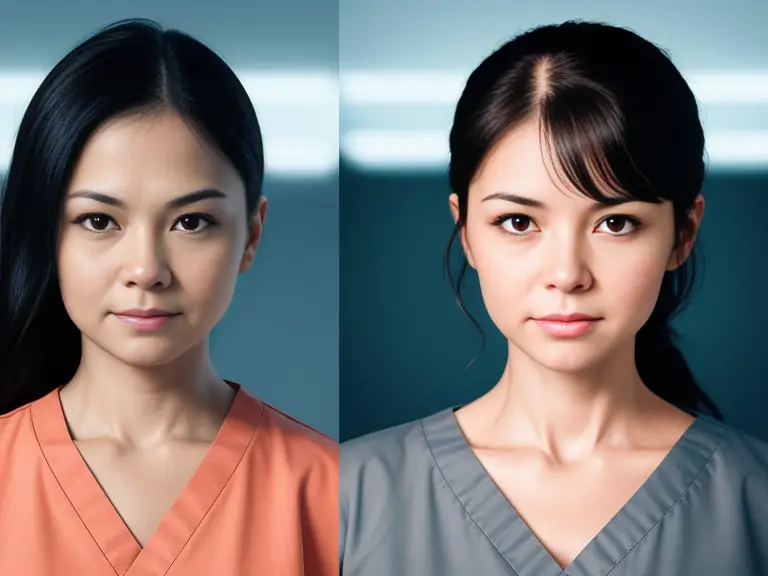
[0,0,339,438]
[339,0,768,442]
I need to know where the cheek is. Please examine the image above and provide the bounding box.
[465,224,532,324]
[57,236,110,317]
[465,223,672,333]
[598,244,668,325]
[173,238,243,314]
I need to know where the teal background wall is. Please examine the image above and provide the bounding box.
[339,0,768,440]
[340,169,768,442]
[339,0,768,443]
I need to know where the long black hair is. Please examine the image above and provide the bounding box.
[444,20,722,419]
[0,19,264,414]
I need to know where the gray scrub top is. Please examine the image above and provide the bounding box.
[340,408,768,575]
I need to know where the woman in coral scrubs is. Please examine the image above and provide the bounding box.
[0,19,337,575]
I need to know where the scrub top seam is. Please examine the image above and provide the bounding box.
[601,426,730,576]
[419,418,521,576]
[159,400,265,575]
[339,478,349,566]
[31,406,122,576]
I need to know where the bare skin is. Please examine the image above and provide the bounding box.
[449,119,704,569]
[455,370,695,568]
[58,349,236,546]
[56,108,265,547]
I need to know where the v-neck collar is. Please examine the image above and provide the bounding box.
[421,407,727,576]
[30,382,264,576]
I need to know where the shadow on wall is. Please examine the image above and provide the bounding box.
[339,163,768,443]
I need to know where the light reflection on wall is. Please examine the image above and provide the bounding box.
[4,69,766,175]
[0,70,339,179]
[340,70,768,173]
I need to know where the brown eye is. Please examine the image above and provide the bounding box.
[90,216,111,230]
[500,214,539,235]
[76,213,118,232]
[596,215,639,236]
[180,215,201,231]
[172,213,215,233]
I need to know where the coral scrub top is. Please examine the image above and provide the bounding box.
[0,383,338,575]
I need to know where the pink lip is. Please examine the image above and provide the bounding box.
[533,314,601,338]
[114,308,176,317]
[112,311,179,331]
[537,313,599,322]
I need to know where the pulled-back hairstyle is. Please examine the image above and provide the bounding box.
[445,20,722,419]
[0,19,264,414]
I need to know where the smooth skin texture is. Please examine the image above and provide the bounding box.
[56,108,266,547]
[448,119,703,569]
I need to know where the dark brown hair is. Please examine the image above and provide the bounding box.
[445,20,721,419]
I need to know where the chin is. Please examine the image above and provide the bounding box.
[109,339,199,367]
[519,341,612,374]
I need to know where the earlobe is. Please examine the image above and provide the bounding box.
[666,249,682,271]
[239,230,258,272]
[448,193,475,269]
[667,194,704,271]
[239,198,267,274]
[448,194,460,225]
[239,248,255,273]
[666,233,695,271]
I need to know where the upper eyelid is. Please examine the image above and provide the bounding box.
[73,212,217,230]
[493,212,640,223]
[73,211,215,221]
[493,213,640,233]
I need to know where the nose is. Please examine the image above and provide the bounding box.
[541,229,594,293]
[119,226,172,289]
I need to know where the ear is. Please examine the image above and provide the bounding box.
[666,193,704,271]
[239,195,268,273]
[448,193,476,269]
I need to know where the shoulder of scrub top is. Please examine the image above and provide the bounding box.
[258,399,339,469]
[702,414,768,483]
[340,412,435,488]
[0,397,37,451]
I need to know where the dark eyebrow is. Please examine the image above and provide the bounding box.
[67,188,228,209]
[482,192,545,208]
[480,192,638,211]
[167,189,227,209]
[68,190,126,208]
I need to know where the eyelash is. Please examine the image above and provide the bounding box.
[491,213,643,237]
[72,212,219,234]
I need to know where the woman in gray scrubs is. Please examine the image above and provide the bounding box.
[340,20,768,576]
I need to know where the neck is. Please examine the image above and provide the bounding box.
[60,337,235,446]
[473,338,665,462]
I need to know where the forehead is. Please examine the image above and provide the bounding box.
[471,118,627,206]
[68,110,242,199]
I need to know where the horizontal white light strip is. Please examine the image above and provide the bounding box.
[0,71,339,177]
[341,129,768,170]
[342,130,448,168]
[705,131,768,166]
[340,71,768,105]
[688,72,768,105]
[266,142,338,175]
[340,70,768,170]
